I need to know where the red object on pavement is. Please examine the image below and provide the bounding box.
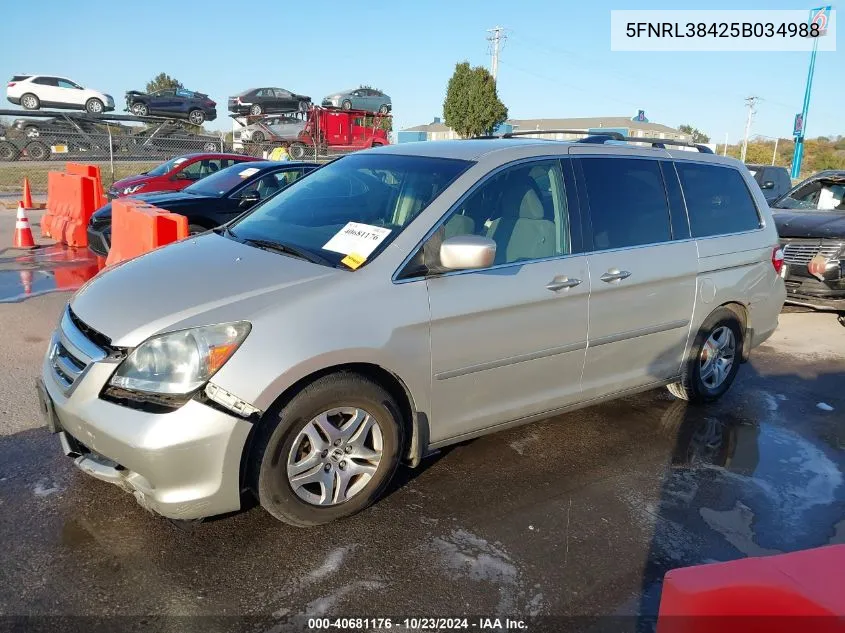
[13,202,36,248]
[657,545,845,633]
[22,177,34,209]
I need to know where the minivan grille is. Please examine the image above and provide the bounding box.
[781,241,843,266]
[49,308,109,392]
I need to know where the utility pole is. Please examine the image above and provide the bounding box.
[740,96,759,163]
[723,132,729,156]
[772,137,779,165]
[487,26,506,82]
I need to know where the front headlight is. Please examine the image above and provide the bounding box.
[123,184,145,195]
[109,322,250,395]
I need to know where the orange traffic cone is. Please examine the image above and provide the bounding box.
[22,177,34,210]
[14,202,36,248]
[19,269,33,296]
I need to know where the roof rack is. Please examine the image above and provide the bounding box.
[499,128,714,153]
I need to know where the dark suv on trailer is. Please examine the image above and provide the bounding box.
[771,170,845,316]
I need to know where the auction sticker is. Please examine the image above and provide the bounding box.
[322,222,391,258]
[238,167,260,178]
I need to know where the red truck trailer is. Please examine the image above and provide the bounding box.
[287,106,389,159]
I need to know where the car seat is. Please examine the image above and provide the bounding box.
[488,175,556,264]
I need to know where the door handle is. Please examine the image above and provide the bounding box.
[546,276,582,292]
[600,268,632,283]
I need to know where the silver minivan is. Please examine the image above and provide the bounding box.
[38,137,786,526]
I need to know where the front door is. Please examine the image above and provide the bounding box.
[424,158,590,443]
[573,155,697,399]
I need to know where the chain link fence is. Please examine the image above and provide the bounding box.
[0,108,392,197]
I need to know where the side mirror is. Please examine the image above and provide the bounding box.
[239,191,260,207]
[440,235,496,271]
[762,180,775,189]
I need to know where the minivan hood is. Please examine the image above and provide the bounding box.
[773,210,845,239]
[71,233,338,347]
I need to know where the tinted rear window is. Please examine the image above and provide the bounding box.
[579,157,671,250]
[675,163,761,238]
[11,75,30,81]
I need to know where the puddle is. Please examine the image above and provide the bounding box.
[0,244,103,303]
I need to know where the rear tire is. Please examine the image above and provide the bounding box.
[85,98,105,114]
[250,373,404,527]
[0,141,20,162]
[188,109,205,125]
[21,93,40,110]
[25,141,49,161]
[378,104,389,115]
[249,104,263,116]
[667,307,744,404]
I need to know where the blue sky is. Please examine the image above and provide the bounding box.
[0,0,840,144]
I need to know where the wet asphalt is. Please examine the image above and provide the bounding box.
[0,212,843,632]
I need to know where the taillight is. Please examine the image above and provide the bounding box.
[772,246,785,275]
[7,82,15,87]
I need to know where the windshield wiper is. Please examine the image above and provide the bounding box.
[240,237,332,266]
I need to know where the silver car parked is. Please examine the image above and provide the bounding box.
[38,137,785,526]
[322,87,391,114]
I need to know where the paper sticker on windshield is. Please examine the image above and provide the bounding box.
[173,158,188,166]
[238,167,260,178]
[322,222,391,257]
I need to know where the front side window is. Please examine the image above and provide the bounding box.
[580,157,671,250]
[228,154,471,267]
[676,162,762,236]
[57,79,79,89]
[422,160,570,270]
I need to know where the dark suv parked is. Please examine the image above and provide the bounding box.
[126,88,217,125]
[747,164,792,203]
[771,170,845,316]
[228,87,311,116]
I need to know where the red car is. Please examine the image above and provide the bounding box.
[107,153,257,198]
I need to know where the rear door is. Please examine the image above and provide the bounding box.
[31,76,62,105]
[573,153,697,400]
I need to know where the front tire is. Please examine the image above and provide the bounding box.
[251,130,265,143]
[188,109,205,125]
[131,102,149,116]
[251,374,404,527]
[667,307,743,404]
[25,140,49,161]
[85,98,104,114]
[21,93,40,110]
[341,99,352,111]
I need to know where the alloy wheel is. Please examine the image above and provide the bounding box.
[699,326,736,389]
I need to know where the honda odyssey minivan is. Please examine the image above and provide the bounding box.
[38,136,786,526]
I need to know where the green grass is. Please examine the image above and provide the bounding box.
[0,162,159,194]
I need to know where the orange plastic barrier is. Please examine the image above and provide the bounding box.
[42,171,100,247]
[657,545,845,633]
[66,163,106,209]
[105,198,189,267]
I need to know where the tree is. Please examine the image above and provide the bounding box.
[678,124,711,144]
[146,73,183,93]
[443,62,508,138]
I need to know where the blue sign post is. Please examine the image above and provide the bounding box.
[792,6,831,179]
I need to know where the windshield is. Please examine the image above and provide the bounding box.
[146,156,190,177]
[774,178,845,211]
[229,153,471,268]
[184,163,267,197]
